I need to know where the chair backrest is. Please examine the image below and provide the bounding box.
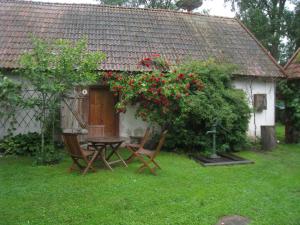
[153,130,168,158]
[139,127,151,148]
[62,133,84,158]
[88,125,105,138]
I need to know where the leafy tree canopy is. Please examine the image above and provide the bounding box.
[96,0,203,10]
[225,0,298,63]
[97,0,177,9]
[19,38,105,164]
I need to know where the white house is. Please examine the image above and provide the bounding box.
[0,0,285,139]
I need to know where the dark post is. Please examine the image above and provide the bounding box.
[261,125,277,150]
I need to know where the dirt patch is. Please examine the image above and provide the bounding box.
[216,215,250,225]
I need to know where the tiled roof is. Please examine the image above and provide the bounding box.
[0,0,284,77]
[284,48,300,79]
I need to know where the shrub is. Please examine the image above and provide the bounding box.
[0,132,43,156]
[106,57,250,153]
[0,74,23,135]
[105,55,203,127]
[165,60,251,152]
[34,144,63,165]
[0,133,62,164]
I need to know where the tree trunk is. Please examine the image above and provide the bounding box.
[284,107,300,143]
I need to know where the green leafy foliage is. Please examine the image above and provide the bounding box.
[0,133,43,156]
[225,0,298,63]
[286,2,300,60]
[278,79,300,143]
[34,144,63,165]
[96,0,177,9]
[165,60,251,152]
[19,38,105,164]
[20,38,105,94]
[107,56,250,152]
[0,132,63,164]
[0,74,23,134]
[106,55,204,127]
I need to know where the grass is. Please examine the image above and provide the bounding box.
[1,127,300,225]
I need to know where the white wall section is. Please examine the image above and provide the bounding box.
[233,78,276,137]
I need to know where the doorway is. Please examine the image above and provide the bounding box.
[89,87,118,137]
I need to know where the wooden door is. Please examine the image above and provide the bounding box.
[89,87,118,137]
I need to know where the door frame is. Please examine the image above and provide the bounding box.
[88,85,119,136]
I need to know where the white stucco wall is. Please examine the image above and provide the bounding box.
[233,78,276,137]
[119,105,149,138]
[1,74,275,141]
[0,74,40,139]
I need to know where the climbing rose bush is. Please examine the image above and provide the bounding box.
[105,56,250,152]
[104,56,204,125]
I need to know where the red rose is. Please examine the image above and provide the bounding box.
[178,73,185,79]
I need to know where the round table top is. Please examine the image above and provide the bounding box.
[87,136,126,144]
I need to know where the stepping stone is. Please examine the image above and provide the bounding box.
[216,215,250,225]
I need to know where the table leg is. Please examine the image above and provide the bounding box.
[100,146,113,171]
[106,143,121,160]
[108,143,128,168]
[115,150,128,167]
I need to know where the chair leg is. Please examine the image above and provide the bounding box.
[126,153,136,163]
[83,152,99,175]
[69,162,76,172]
[136,157,157,175]
[138,164,147,173]
[125,146,138,163]
[149,167,157,175]
[151,159,161,169]
[71,158,85,170]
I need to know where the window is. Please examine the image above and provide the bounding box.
[254,94,267,112]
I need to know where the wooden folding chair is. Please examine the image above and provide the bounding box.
[62,132,97,175]
[128,130,168,175]
[125,127,151,163]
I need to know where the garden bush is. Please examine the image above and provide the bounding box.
[165,60,251,152]
[0,132,63,164]
[107,57,250,153]
[0,132,43,156]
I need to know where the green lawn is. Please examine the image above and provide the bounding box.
[1,129,300,225]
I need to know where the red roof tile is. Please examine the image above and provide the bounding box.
[285,48,300,79]
[0,0,284,77]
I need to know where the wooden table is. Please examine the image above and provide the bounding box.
[87,137,128,171]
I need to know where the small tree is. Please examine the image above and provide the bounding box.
[20,38,105,164]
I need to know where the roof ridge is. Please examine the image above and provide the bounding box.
[2,0,235,20]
